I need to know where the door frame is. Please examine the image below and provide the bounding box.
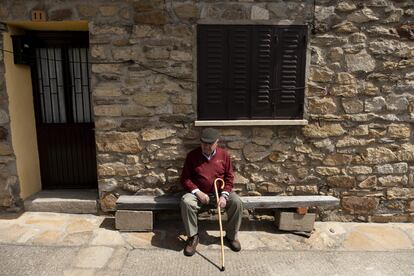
[28,31,97,190]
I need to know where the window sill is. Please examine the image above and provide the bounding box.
[194,119,308,126]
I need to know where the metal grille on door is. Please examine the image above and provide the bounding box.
[35,47,92,124]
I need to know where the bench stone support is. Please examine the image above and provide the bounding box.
[115,210,153,231]
[275,211,316,232]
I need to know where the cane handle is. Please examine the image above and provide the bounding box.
[214,178,225,190]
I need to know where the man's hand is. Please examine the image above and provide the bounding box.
[218,196,227,209]
[195,191,210,205]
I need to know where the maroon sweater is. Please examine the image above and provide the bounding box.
[181,147,234,194]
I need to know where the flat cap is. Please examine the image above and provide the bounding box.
[200,128,219,143]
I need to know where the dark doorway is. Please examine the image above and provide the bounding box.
[29,32,97,190]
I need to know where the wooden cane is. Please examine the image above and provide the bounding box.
[214,178,226,272]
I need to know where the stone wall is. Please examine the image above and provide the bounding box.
[0,22,20,211]
[0,0,413,221]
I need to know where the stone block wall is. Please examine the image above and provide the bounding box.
[0,0,413,222]
[0,22,20,211]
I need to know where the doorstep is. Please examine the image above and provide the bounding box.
[23,189,98,214]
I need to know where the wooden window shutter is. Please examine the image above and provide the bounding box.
[198,25,307,120]
[250,26,276,119]
[197,25,228,120]
[228,26,251,119]
[274,26,307,119]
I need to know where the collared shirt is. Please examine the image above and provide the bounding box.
[202,149,216,161]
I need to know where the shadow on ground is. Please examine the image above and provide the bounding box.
[0,211,24,220]
[148,219,290,251]
[97,215,311,254]
[99,217,116,230]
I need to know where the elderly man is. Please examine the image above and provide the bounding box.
[180,128,243,256]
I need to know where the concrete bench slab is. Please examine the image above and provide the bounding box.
[117,195,181,211]
[115,195,339,232]
[116,195,339,210]
[240,196,339,209]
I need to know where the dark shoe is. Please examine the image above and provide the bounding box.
[184,234,199,256]
[224,236,241,252]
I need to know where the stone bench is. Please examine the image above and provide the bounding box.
[115,195,339,232]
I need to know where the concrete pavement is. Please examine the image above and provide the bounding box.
[1,245,413,276]
[0,211,413,275]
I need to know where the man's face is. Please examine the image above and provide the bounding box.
[201,139,218,155]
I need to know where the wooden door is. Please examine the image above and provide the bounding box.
[30,32,97,189]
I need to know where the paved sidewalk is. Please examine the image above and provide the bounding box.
[0,212,413,275]
[1,245,413,276]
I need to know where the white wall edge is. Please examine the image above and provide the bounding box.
[194,120,309,126]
